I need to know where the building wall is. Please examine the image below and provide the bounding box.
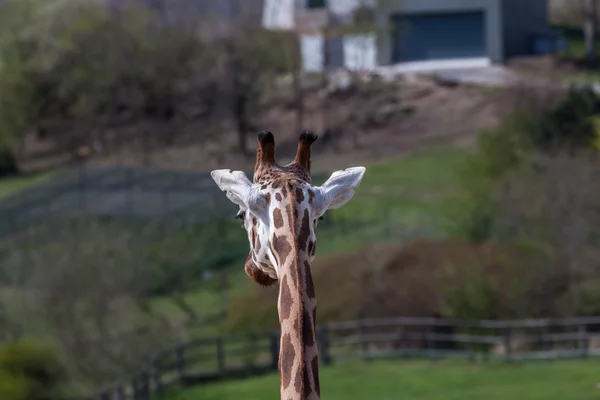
[297,2,376,72]
[262,0,295,29]
[299,33,348,72]
[502,0,549,58]
[376,0,503,65]
[343,34,377,70]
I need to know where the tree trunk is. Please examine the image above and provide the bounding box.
[292,34,304,133]
[583,0,598,65]
[0,149,19,177]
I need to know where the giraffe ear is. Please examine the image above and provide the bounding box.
[314,166,366,215]
[210,169,268,213]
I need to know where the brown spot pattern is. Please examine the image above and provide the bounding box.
[312,355,321,396]
[297,209,311,252]
[308,189,315,204]
[293,313,300,336]
[272,234,292,267]
[279,276,293,321]
[295,188,305,203]
[273,207,284,229]
[304,261,316,299]
[280,333,295,389]
[287,257,299,285]
[302,363,312,397]
[294,365,303,394]
[255,234,261,252]
[275,192,283,202]
[302,309,315,347]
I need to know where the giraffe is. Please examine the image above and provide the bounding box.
[210,130,366,400]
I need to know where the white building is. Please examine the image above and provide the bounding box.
[262,0,378,73]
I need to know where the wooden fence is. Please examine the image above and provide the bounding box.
[91,316,600,400]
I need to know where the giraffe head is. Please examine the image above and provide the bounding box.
[210,131,366,284]
[211,131,365,399]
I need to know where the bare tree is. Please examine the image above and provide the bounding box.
[580,0,599,65]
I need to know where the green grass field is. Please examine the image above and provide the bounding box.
[0,170,55,199]
[165,358,600,400]
[283,145,469,255]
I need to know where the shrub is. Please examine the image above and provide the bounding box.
[0,338,67,400]
[448,86,600,242]
[524,86,600,152]
[446,116,530,242]
[225,239,542,331]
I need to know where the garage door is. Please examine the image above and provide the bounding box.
[392,12,486,63]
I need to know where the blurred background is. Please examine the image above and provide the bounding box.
[1,0,600,399]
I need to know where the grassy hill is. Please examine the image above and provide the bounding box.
[150,144,473,332]
[0,170,55,199]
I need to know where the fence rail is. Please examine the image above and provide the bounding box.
[89,315,600,400]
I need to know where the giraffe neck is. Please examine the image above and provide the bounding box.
[276,184,320,400]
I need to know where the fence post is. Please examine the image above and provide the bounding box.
[317,326,331,366]
[174,345,186,383]
[151,357,162,396]
[79,165,88,212]
[426,323,436,361]
[578,324,589,359]
[269,331,280,371]
[358,321,369,360]
[542,324,551,351]
[99,391,111,400]
[502,326,512,363]
[115,385,126,400]
[138,371,150,400]
[216,337,225,373]
[126,168,134,214]
[131,375,139,400]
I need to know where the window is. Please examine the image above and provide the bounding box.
[307,0,326,9]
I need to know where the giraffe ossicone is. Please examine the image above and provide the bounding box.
[210,130,366,400]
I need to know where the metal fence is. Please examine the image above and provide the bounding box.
[0,164,442,252]
[0,165,345,239]
[91,316,600,400]
[0,165,235,238]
